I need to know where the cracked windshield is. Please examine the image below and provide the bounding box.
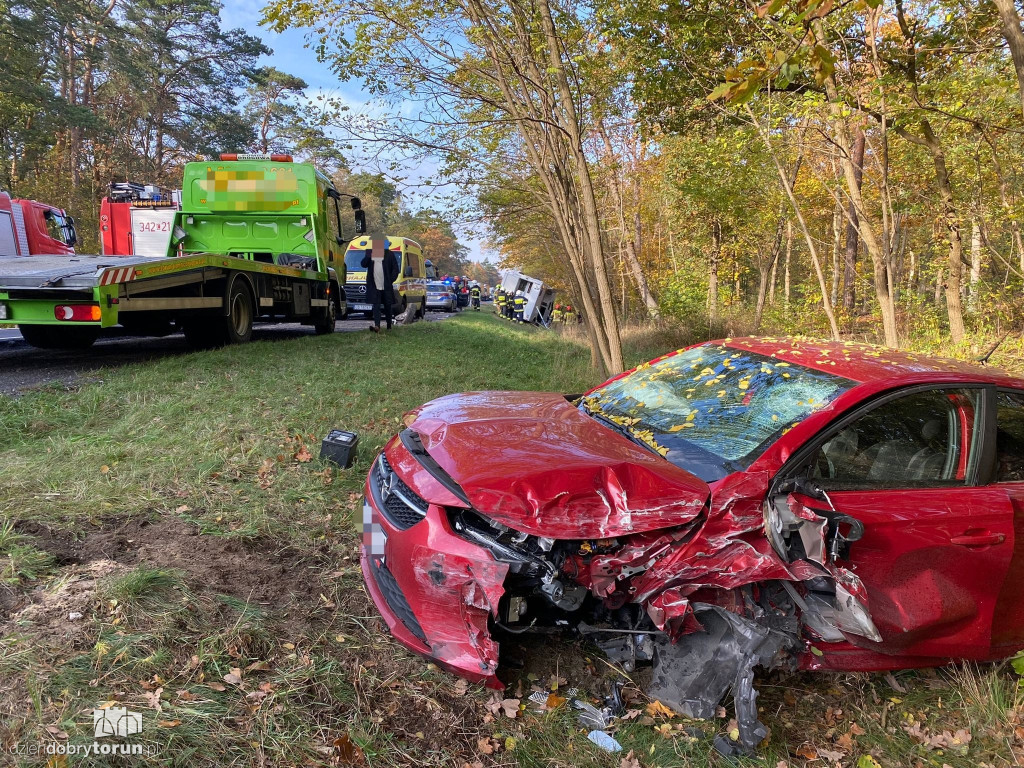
[582,345,854,480]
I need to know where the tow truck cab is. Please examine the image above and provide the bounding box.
[0,191,76,256]
[343,236,428,319]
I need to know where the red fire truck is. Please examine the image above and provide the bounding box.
[100,183,181,257]
[0,192,77,256]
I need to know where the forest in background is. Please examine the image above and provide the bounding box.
[4,0,1024,373]
[0,0,478,275]
[262,0,1024,374]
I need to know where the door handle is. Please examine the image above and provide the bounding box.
[950,531,1005,547]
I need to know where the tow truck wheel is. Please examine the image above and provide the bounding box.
[223,280,254,344]
[18,324,98,350]
[315,295,337,335]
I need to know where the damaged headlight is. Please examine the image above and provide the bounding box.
[448,509,587,612]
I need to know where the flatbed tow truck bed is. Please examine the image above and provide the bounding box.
[0,253,322,328]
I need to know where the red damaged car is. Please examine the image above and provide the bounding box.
[360,337,1024,750]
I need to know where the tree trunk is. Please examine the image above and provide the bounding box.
[843,128,865,310]
[596,124,659,319]
[995,0,1024,121]
[980,128,1024,277]
[920,121,966,342]
[784,219,792,305]
[708,219,722,324]
[969,219,982,310]
[537,0,623,373]
[831,199,842,308]
[746,105,840,339]
[815,49,898,346]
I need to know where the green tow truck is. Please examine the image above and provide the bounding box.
[0,153,366,349]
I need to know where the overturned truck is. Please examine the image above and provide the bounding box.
[359,337,1024,752]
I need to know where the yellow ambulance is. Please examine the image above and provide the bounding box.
[342,236,428,319]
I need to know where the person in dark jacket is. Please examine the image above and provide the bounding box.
[360,239,399,332]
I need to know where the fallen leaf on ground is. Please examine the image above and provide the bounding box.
[619,751,641,768]
[205,682,226,692]
[157,720,181,728]
[546,693,566,709]
[795,744,818,760]
[645,700,676,719]
[223,672,242,686]
[332,733,365,765]
[476,737,495,755]
[143,687,163,712]
[500,698,520,718]
[294,444,313,463]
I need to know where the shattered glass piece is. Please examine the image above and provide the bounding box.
[587,730,623,752]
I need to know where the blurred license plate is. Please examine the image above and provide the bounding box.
[353,303,372,311]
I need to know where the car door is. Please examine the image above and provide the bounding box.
[991,388,1024,654]
[787,384,1015,659]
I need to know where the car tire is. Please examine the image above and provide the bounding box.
[18,324,98,350]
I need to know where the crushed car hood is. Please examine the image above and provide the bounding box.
[406,391,710,538]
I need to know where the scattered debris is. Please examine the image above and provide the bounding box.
[587,730,623,752]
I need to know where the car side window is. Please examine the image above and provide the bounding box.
[810,388,983,490]
[996,390,1024,482]
[44,211,65,243]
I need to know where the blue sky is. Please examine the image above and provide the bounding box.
[219,0,489,262]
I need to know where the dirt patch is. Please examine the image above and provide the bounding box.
[12,516,329,621]
[0,559,125,645]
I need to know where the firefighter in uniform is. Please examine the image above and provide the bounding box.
[551,304,563,325]
[495,288,506,317]
[513,290,526,323]
[563,305,575,324]
[470,283,481,310]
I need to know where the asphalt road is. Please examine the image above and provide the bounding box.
[0,311,453,396]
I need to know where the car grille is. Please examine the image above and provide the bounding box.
[369,556,427,643]
[373,453,429,530]
[344,284,366,302]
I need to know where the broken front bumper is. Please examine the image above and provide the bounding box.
[360,464,509,687]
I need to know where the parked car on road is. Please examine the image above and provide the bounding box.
[425,281,457,312]
[360,337,1024,751]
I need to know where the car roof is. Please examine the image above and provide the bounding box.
[721,336,1024,388]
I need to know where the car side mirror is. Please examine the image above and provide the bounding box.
[65,216,78,247]
[354,209,366,235]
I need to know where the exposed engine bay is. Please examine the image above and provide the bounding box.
[448,482,880,753]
